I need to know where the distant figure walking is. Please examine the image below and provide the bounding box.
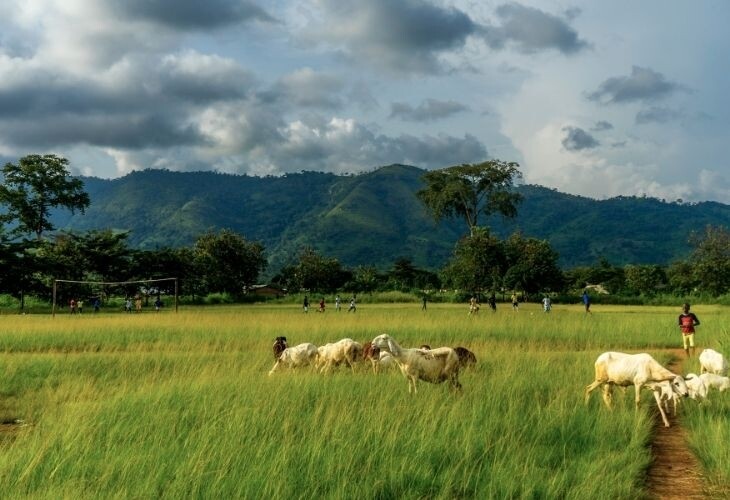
[318,298,325,313]
[468,296,479,315]
[542,295,551,313]
[69,298,77,315]
[422,294,427,311]
[335,295,341,312]
[155,297,162,312]
[135,295,142,312]
[93,298,101,313]
[678,303,700,358]
[511,293,519,311]
[77,299,84,314]
[348,296,356,313]
[303,296,309,313]
[582,290,591,314]
[125,298,132,313]
[488,293,497,312]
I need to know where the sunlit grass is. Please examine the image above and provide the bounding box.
[0,303,728,497]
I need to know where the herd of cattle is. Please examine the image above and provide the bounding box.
[585,349,729,427]
[267,336,729,423]
[268,335,475,393]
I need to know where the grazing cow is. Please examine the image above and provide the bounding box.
[585,352,687,407]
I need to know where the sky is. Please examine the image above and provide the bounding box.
[1,0,728,203]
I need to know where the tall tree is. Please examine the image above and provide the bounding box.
[0,154,90,240]
[417,160,522,236]
[194,229,266,296]
[440,227,506,293]
[689,225,730,296]
[503,233,564,294]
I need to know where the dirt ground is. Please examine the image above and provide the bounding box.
[645,349,706,499]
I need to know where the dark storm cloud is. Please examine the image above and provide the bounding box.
[389,99,469,122]
[480,3,589,55]
[112,0,276,30]
[0,51,257,151]
[591,120,613,132]
[561,126,599,151]
[309,0,478,74]
[587,66,686,104]
[635,106,683,124]
[0,114,204,149]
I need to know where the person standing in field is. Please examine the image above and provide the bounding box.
[468,296,479,315]
[303,296,309,313]
[488,293,497,312]
[335,295,341,311]
[318,298,325,313]
[135,295,142,312]
[77,299,84,314]
[542,295,551,313]
[348,296,356,312]
[678,303,700,358]
[582,290,591,314]
[511,293,519,311]
[422,294,427,311]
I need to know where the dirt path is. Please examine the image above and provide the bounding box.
[645,349,706,499]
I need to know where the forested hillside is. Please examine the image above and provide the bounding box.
[52,165,730,270]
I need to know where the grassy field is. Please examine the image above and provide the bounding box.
[0,303,728,498]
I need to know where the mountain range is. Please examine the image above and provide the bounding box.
[51,164,730,272]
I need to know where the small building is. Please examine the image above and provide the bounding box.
[249,285,287,298]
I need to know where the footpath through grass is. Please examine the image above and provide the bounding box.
[0,303,728,498]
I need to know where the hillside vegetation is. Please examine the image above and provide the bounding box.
[52,165,730,270]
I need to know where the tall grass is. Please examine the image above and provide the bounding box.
[0,303,728,497]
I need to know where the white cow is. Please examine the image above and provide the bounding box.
[585,352,688,427]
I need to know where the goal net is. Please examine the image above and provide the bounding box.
[52,277,178,317]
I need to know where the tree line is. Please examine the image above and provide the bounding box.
[1,155,729,309]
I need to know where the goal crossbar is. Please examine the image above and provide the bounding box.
[52,277,178,316]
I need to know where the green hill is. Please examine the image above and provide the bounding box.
[52,165,730,270]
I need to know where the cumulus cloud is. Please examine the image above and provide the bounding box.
[389,99,469,122]
[561,126,600,151]
[587,66,686,104]
[267,116,487,173]
[480,3,589,55]
[302,0,478,74]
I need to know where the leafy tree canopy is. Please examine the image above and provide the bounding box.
[417,160,523,236]
[0,154,90,240]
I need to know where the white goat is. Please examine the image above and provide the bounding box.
[585,352,688,415]
[684,373,708,400]
[316,338,362,374]
[699,373,730,392]
[645,380,680,426]
[268,342,318,375]
[371,334,461,393]
[699,348,728,376]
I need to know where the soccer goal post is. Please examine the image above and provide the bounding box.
[52,277,178,317]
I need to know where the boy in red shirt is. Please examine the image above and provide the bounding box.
[678,303,700,358]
